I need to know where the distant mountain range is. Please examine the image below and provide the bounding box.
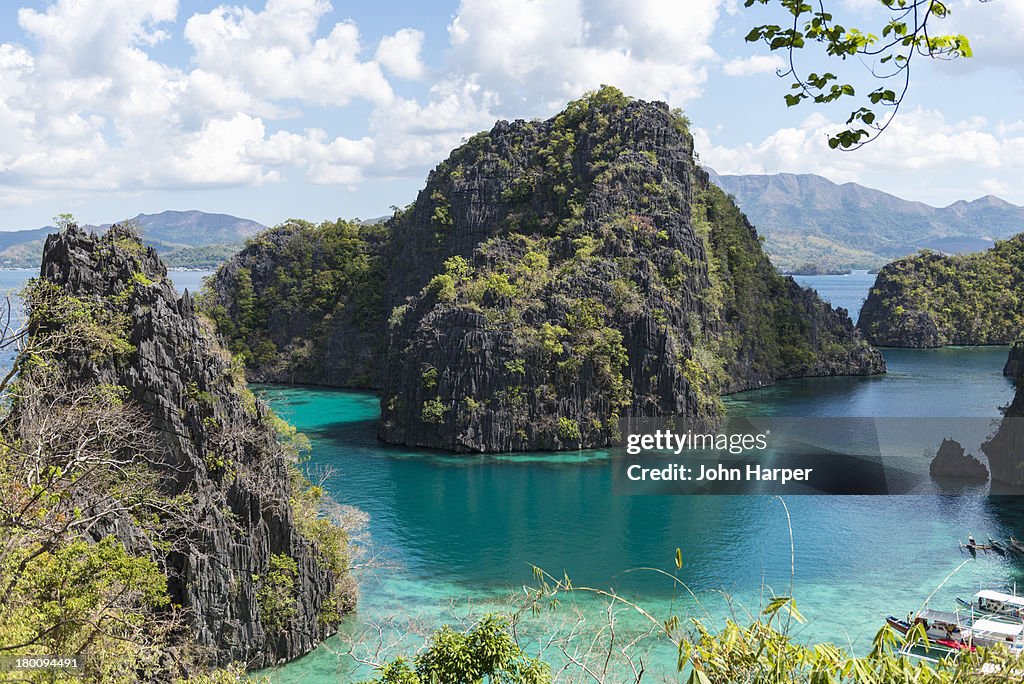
[706,169,1024,271]
[0,210,266,269]
[3,176,1020,273]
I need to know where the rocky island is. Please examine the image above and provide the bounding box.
[984,340,1024,488]
[929,438,989,482]
[858,235,1024,347]
[0,225,354,679]
[205,88,883,453]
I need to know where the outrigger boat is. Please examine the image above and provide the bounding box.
[1009,536,1024,555]
[887,608,1024,653]
[955,590,1024,621]
[962,618,1024,651]
[886,610,974,651]
[987,538,1008,556]
[961,535,995,553]
[1001,540,1024,557]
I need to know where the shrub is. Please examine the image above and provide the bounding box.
[557,416,581,442]
[256,553,298,634]
[421,397,448,425]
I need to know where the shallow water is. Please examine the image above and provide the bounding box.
[262,274,1021,681]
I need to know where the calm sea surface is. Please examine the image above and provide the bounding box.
[1,267,1015,680]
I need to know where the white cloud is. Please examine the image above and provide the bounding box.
[376,28,427,80]
[0,0,424,202]
[722,55,784,77]
[163,114,277,188]
[445,0,725,114]
[183,0,394,107]
[0,0,737,212]
[697,108,1024,204]
[369,76,500,174]
[247,129,375,184]
[7,0,1016,218]
[945,0,1024,76]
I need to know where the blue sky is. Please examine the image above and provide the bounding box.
[0,0,1021,230]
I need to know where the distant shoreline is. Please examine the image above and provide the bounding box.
[0,267,216,272]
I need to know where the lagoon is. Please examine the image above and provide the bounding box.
[262,273,1021,681]
[1,266,1013,679]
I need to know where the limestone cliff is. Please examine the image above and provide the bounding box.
[930,438,988,481]
[378,91,882,451]
[859,236,1024,347]
[27,225,354,670]
[207,88,884,453]
[202,219,388,387]
[984,342,1024,487]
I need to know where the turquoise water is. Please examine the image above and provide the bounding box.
[261,275,1022,681]
[0,265,1015,679]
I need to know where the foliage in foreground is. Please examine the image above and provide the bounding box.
[360,594,1024,683]
[680,604,1023,683]
[358,549,1024,684]
[358,615,551,684]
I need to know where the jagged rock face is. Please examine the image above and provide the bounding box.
[203,220,387,387]
[1004,342,1023,378]
[858,238,1024,347]
[984,343,1024,486]
[858,256,947,347]
[206,90,883,453]
[37,226,348,669]
[377,92,883,451]
[930,438,988,481]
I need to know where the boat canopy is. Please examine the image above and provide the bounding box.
[975,590,1024,608]
[971,618,1024,638]
[918,609,962,624]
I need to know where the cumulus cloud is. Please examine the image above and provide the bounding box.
[943,0,1024,75]
[367,76,502,175]
[0,0,409,205]
[247,129,375,185]
[696,108,1024,203]
[0,0,736,211]
[164,114,277,188]
[446,0,725,114]
[183,0,394,107]
[376,28,427,80]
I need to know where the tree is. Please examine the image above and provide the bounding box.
[360,614,551,684]
[744,0,978,149]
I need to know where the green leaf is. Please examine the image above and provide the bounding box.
[687,670,713,684]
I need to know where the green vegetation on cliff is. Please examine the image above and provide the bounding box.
[376,87,881,451]
[0,225,358,680]
[859,234,1024,347]
[205,87,882,453]
[203,218,387,383]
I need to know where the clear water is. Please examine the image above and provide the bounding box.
[260,274,1022,682]
[1,266,1014,680]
